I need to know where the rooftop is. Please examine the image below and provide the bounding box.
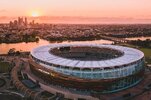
[31,44,144,68]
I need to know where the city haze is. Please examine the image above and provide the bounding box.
[0,0,151,23]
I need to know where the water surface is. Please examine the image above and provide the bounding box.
[0,39,113,54]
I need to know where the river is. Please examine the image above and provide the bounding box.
[0,39,113,54]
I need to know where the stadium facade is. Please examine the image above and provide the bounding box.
[29,44,145,93]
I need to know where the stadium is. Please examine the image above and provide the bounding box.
[29,44,145,94]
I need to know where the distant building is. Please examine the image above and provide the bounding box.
[9,17,38,29]
[9,21,13,28]
[9,17,35,29]
[32,20,35,25]
[14,20,18,27]
[24,17,28,26]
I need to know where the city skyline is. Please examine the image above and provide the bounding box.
[0,0,151,23]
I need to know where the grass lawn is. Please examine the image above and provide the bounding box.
[0,62,10,73]
[139,48,151,64]
[139,48,151,57]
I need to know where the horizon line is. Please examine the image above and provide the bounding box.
[0,16,151,24]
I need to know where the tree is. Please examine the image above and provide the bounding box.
[8,48,16,55]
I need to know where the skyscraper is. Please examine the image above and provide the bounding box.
[25,17,28,26]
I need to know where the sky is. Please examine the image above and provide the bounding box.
[0,0,151,23]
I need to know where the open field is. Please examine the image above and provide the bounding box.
[0,62,10,73]
[139,48,151,64]
[140,48,151,64]
[139,48,151,57]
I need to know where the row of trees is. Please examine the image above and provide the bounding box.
[0,33,39,44]
[128,39,151,48]
[7,48,20,56]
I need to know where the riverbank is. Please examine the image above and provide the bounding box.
[0,36,39,44]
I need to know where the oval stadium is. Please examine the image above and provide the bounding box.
[29,44,145,94]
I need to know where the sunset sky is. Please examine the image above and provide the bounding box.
[0,0,151,23]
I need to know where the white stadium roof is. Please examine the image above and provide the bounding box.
[31,44,144,68]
